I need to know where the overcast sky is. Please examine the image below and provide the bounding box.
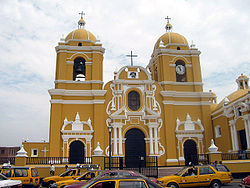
[0,0,249,147]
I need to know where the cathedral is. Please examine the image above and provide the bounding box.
[23,15,250,167]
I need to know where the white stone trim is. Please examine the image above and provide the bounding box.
[50,99,105,104]
[48,89,107,96]
[159,81,203,86]
[55,45,105,52]
[163,101,211,106]
[31,149,38,157]
[166,159,178,162]
[66,61,92,65]
[211,94,249,116]
[160,91,213,98]
[56,50,104,55]
[113,80,154,84]
[170,64,192,67]
[54,80,104,84]
[115,66,152,81]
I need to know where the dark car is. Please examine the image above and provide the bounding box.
[65,170,158,188]
[240,175,250,188]
[69,175,163,188]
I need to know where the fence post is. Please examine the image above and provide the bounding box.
[208,153,222,164]
[15,145,27,166]
[92,156,105,170]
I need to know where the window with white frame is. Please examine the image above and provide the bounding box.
[215,126,222,138]
[31,149,38,157]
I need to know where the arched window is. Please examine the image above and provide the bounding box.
[128,91,140,111]
[175,60,186,82]
[73,57,86,80]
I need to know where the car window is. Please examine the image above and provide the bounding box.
[31,168,39,177]
[119,181,147,188]
[211,165,230,172]
[2,169,11,177]
[92,181,115,188]
[199,167,214,175]
[183,168,197,176]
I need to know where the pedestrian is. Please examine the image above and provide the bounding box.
[65,165,68,171]
[50,164,55,176]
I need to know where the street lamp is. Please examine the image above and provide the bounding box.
[108,124,112,170]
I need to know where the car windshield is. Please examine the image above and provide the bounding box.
[175,167,187,176]
[0,174,8,180]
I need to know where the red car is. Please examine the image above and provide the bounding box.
[65,170,157,188]
[240,176,250,188]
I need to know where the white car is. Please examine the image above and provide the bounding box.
[0,173,22,188]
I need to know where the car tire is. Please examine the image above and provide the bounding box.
[167,182,179,188]
[210,180,221,188]
[48,181,55,188]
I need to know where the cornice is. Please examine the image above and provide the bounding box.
[50,99,105,104]
[160,91,213,98]
[159,81,203,86]
[54,80,103,84]
[48,89,107,96]
[162,101,211,106]
[55,45,105,53]
[211,94,250,116]
[113,80,155,84]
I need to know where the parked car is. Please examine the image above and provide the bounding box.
[240,175,250,188]
[69,175,163,188]
[0,166,40,187]
[42,165,100,187]
[64,170,159,188]
[0,173,22,188]
[50,170,102,188]
[157,165,233,188]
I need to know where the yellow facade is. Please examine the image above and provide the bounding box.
[23,17,250,167]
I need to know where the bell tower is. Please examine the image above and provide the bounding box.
[48,14,106,157]
[147,18,214,166]
[147,18,203,92]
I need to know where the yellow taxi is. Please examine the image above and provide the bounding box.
[0,166,40,187]
[157,165,232,188]
[50,170,102,188]
[41,165,99,187]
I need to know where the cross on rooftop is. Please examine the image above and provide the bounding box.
[79,11,85,18]
[165,16,171,23]
[126,51,138,66]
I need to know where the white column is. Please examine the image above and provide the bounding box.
[113,127,117,155]
[149,127,154,154]
[244,117,250,150]
[229,122,236,151]
[233,124,239,151]
[118,126,123,155]
[154,127,159,154]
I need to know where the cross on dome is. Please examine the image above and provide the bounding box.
[78,11,86,28]
[165,16,173,32]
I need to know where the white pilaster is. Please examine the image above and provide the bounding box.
[243,117,250,150]
[154,127,159,154]
[113,127,118,155]
[149,127,154,154]
[118,126,123,155]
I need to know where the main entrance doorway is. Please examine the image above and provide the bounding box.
[184,139,198,166]
[69,140,85,164]
[125,128,146,168]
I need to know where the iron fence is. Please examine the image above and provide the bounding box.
[104,156,158,178]
[26,157,92,165]
[222,151,250,160]
[197,154,210,164]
